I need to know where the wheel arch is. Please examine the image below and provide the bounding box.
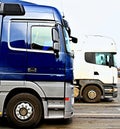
[3,88,44,116]
[79,80,104,97]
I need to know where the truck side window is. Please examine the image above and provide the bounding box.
[85,52,95,64]
[31,26,53,51]
[85,52,114,66]
[95,53,109,65]
[10,22,27,49]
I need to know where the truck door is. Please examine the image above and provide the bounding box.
[0,20,27,80]
[26,22,65,81]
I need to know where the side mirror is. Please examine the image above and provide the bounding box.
[71,36,78,43]
[54,42,60,53]
[52,28,59,43]
[52,28,60,56]
[109,55,113,68]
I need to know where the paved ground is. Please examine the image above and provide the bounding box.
[0,79,120,129]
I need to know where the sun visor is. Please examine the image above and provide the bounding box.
[0,2,25,15]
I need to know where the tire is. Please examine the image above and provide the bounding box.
[82,85,101,103]
[6,93,43,128]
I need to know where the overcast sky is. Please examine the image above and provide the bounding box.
[22,0,120,66]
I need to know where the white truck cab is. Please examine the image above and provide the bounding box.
[73,35,118,102]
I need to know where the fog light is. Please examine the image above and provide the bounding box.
[0,112,2,116]
[113,88,118,92]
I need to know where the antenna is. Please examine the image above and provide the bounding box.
[60,0,64,18]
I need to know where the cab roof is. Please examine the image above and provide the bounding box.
[1,0,63,22]
[73,35,117,53]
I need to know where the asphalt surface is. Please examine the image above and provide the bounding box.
[0,79,120,129]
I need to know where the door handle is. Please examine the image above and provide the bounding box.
[28,67,37,72]
[94,71,99,75]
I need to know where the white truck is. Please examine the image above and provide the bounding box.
[73,35,118,103]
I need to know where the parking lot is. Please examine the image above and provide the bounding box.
[0,79,120,129]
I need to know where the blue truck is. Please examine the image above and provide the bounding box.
[0,0,77,128]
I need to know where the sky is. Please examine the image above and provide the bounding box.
[21,0,120,67]
[22,0,120,37]
[22,0,120,67]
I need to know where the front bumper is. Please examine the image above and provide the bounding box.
[103,84,118,98]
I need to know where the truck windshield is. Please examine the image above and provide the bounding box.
[63,27,71,53]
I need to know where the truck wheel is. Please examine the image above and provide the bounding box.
[82,85,101,103]
[6,93,43,128]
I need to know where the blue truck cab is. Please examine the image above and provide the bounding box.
[0,1,77,128]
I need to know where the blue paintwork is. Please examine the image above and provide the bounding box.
[0,1,73,82]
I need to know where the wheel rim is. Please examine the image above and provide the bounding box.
[88,90,97,99]
[15,102,33,120]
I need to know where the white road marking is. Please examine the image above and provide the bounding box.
[74,113,120,117]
